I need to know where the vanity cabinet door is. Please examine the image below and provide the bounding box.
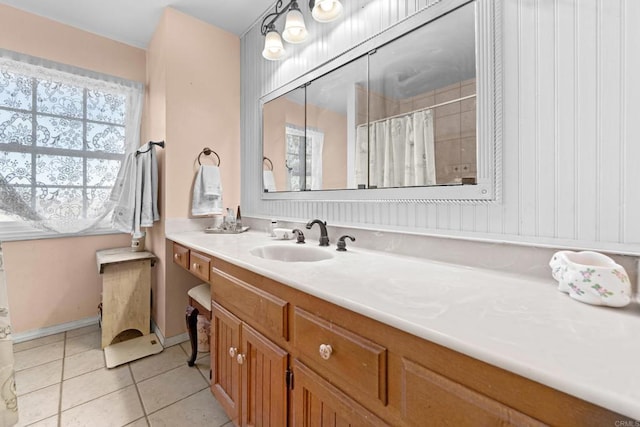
[172,243,189,270]
[240,323,288,427]
[212,301,289,427]
[291,359,389,427]
[211,302,242,425]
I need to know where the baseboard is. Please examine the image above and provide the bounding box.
[13,316,99,343]
[151,320,188,348]
[13,316,190,347]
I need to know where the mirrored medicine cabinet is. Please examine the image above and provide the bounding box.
[261,0,501,203]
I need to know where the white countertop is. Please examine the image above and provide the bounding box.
[167,230,640,420]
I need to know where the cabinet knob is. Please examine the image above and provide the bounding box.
[174,253,179,260]
[237,354,246,365]
[192,263,199,270]
[228,347,237,358]
[319,344,333,360]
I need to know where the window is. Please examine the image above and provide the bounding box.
[0,50,143,239]
[285,125,324,191]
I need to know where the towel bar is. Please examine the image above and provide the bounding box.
[263,156,273,171]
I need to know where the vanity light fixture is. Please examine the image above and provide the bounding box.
[260,0,343,60]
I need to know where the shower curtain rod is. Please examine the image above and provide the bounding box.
[361,93,476,126]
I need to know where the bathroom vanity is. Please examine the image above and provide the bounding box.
[168,231,637,426]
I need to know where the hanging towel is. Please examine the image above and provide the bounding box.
[192,165,223,216]
[135,143,160,237]
[263,170,277,192]
[111,143,160,236]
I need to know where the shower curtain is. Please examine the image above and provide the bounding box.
[0,246,17,426]
[355,108,435,188]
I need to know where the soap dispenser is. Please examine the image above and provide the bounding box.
[268,219,278,237]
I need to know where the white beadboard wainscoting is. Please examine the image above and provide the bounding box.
[240,0,640,253]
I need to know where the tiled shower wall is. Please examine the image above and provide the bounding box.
[241,0,640,253]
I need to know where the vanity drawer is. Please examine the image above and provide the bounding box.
[189,250,211,282]
[211,268,288,341]
[172,243,189,270]
[293,307,387,405]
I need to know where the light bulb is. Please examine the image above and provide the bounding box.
[312,0,343,23]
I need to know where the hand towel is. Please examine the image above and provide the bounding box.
[263,170,276,192]
[192,165,223,216]
[111,143,160,236]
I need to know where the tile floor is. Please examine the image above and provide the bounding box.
[13,324,231,427]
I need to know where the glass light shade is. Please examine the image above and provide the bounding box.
[311,0,343,22]
[283,9,308,43]
[262,30,286,60]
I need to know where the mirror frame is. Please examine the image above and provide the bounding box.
[260,0,501,204]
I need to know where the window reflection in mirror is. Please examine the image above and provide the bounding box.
[262,1,477,192]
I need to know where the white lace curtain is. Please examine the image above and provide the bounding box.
[0,49,144,235]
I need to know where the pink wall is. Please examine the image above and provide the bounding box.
[0,4,146,334]
[3,235,132,332]
[145,8,240,339]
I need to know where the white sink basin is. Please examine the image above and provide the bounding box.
[250,244,334,262]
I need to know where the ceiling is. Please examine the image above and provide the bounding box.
[0,0,277,48]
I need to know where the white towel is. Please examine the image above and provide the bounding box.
[111,143,160,236]
[135,143,159,236]
[192,165,223,216]
[263,171,276,192]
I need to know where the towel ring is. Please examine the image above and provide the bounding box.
[263,156,273,171]
[198,147,220,166]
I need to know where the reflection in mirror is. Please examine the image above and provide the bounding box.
[262,0,479,193]
[262,86,305,192]
[305,56,367,190]
[365,1,476,189]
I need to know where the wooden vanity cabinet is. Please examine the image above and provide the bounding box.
[170,241,628,426]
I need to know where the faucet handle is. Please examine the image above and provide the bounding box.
[292,229,305,244]
[336,235,355,251]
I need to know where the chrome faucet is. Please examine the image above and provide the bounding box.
[305,219,329,246]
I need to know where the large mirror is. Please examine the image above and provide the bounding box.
[261,0,500,202]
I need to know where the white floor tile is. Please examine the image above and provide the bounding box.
[129,345,186,383]
[63,348,106,380]
[13,333,64,353]
[147,388,229,427]
[60,385,144,427]
[23,414,58,427]
[15,384,59,427]
[65,324,100,339]
[61,365,132,411]
[65,331,101,357]
[14,341,64,372]
[137,365,208,414]
[14,359,62,396]
[124,417,149,427]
